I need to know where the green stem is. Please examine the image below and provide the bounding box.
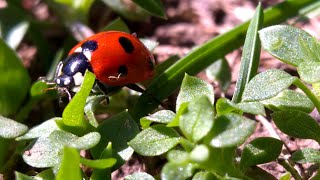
[277,158,303,180]
[293,79,320,113]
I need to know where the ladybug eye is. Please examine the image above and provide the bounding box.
[118,37,134,53]
[118,65,128,76]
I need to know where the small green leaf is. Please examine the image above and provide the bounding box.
[245,166,277,180]
[261,90,314,113]
[179,96,214,142]
[0,38,30,116]
[176,74,214,111]
[125,172,155,180]
[206,57,231,92]
[80,157,116,169]
[128,124,181,156]
[49,130,101,150]
[167,150,189,164]
[232,3,263,103]
[91,143,113,180]
[56,147,82,180]
[0,115,28,139]
[132,0,166,19]
[272,110,320,142]
[204,114,256,148]
[291,148,320,163]
[167,102,188,127]
[192,171,217,180]
[91,111,139,169]
[279,172,291,180]
[15,172,34,180]
[259,25,320,66]
[16,118,60,141]
[161,162,195,180]
[35,169,55,180]
[240,137,283,169]
[242,69,297,101]
[297,61,320,83]
[22,137,63,168]
[84,95,105,128]
[140,110,175,129]
[102,17,130,33]
[59,71,95,136]
[216,98,265,116]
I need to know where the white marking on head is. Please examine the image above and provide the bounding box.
[64,78,71,85]
[74,47,82,53]
[83,50,92,61]
[56,78,60,84]
[73,72,84,86]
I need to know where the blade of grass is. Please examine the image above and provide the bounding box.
[130,0,318,120]
[232,3,263,103]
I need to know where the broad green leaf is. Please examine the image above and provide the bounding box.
[125,172,155,180]
[232,3,263,103]
[54,0,94,21]
[297,61,320,83]
[216,98,265,116]
[56,147,82,180]
[259,25,320,66]
[245,166,277,180]
[0,115,28,139]
[279,172,291,180]
[84,95,105,128]
[179,96,214,142]
[176,74,214,111]
[161,162,195,180]
[291,148,320,163]
[261,90,314,113]
[242,69,297,101]
[272,110,320,142]
[206,57,231,92]
[240,137,283,169]
[15,172,33,180]
[167,102,188,127]
[167,150,189,164]
[80,157,116,169]
[204,114,256,148]
[189,145,210,164]
[22,137,63,168]
[132,0,166,19]
[128,124,181,156]
[140,110,175,129]
[91,111,139,169]
[102,17,130,33]
[16,118,60,140]
[192,171,217,180]
[35,169,55,180]
[91,143,113,180]
[57,71,95,136]
[0,38,30,116]
[49,130,101,150]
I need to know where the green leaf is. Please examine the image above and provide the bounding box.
[15,172,33,180]
[128,124,181,156]
[0,115,28,139]
[35,169,55,180]
[91,111,139,169]
[49,130,101,150]
[242,69,297,101]
[91,143,113,180]
[140,110,175,129]
[291,148,320,163]
[259,25,320,66]
[272,110,320,142]
[132,0,166,19]
[204,114,256,148]
[16,118,60,141]
[80,157,116,169]
[279,172,291,180]
[261,90,314,113]
[161,162,195,180]
[84,95,105,128]
[216,98,265,116]
[125,172,155,180]
[0,38,30,116]
[206,57,231,92]
[176,74,214,111]
[22,137,63,168]
[232,3,263,103]
[56,147,82,180]
[167,150,189,164]
[167,102,188,127]
[129,0,319,120]
[297,61,320,83]
[192,171,217,180]
[102,17,130,33]
[58,71,95,136]
[245,166,277,180]
[179,96,214,142]
[240,137,283,169]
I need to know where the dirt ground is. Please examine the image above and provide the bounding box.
[15,0,320,179]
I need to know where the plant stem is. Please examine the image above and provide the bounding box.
[293,79,320,113]
[277,158,303,180]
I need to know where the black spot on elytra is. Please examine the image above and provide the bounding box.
[119,37,134,53]
[82,40,98,52]
[118,65,128,76]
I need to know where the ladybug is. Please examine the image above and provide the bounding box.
[53,31,155,99]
